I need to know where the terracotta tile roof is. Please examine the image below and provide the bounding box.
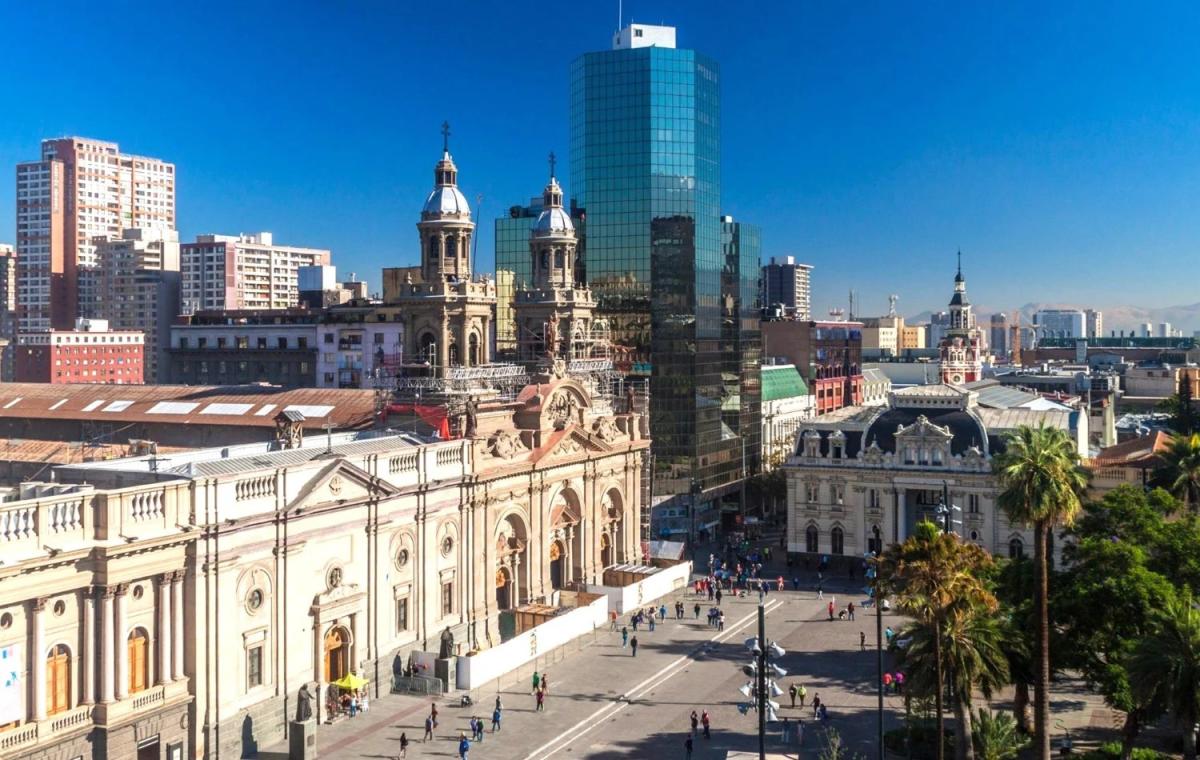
[1093,431,1172,467]
[0,383,378,430]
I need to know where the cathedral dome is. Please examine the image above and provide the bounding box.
[423,184,471,216]
[533,206,573,235]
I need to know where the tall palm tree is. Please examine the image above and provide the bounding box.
[879,521,995,760]
[1151,433,1200,511]
[1129,592,1200,760]
[993,424,1087,760]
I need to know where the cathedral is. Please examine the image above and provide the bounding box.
[938,253,984,385]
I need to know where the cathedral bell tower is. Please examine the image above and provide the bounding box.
[513,152,598,365]
[396,123,496,373]
[939,251,983,385]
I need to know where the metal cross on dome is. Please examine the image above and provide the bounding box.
[548,151,557,179]
[441,121,451,152]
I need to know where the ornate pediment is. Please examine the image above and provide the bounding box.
[487,430,529,460]
[894,415,953,442]
[287,459,400,513]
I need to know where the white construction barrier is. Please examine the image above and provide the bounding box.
[584,560,693,614]
[455,594,608,691]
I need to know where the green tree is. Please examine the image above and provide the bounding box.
[1157,376,1199,435]
[1128,592,1200,760]
[879,521,995,760]
[991,558,1037,734]
[973,709,1029,760]
[1056,532,1176,759]
[993,424,1087,759]
[899,606,1010,760]
[1151,433,1200,512]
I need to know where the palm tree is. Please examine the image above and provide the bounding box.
[994,424,1086,759]
[1129,592,1200,760]
[879,521,995,760]
[1151,433,1200,511]
[973,709,1029,760]
[899,605,1010,760]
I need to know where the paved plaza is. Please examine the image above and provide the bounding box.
[262,572,911,759]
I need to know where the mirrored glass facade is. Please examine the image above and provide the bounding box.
[570,42,760,497]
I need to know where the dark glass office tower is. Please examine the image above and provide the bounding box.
[570,24,759,511]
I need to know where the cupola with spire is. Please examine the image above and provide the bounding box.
[417,121,474,283]
[530,152,576,288]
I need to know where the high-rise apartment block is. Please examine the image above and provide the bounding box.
[571,24,761,501]
[180,232,331,313]
[1085,309,1103,339]
[1034,308,1086,340]
[989,312,1009,360]
[15,137,175,331]
[762,256,813,320]
[94,228,181,383]
[0,244,15,336]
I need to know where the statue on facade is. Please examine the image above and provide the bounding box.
[625,382,636,414]
[439,626,455,659]
[544,313,560,358]
[464,396,479,438]
[296,683,314,722]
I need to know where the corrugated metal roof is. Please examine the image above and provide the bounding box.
[761,365,809,402]
[975,407,1070,431]
[0,383,377,430]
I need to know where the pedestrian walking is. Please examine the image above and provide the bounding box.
[495,694,503,712]
[531,670,540,694]
[812,696,821,720]
[621,626,629,648]
[423,715,434,742]
[701,710,711,739]
[883,672,893,693]
[861,631,867,651]
[777,575,785,592]
[817,584,823,599]
[648,615,656,632]
[788,682,798,708]
[819,703,828,722]
[827,600,835,621]
[685,735,694,759]
[399,732,409,758]
[718,611,725,631]
[693,602,701,619]
[848,601,855,620]
[492,706,501,732]
[690,710,699,735]
[458,732,470,759]
[797,683,807,708]
[541,673,549,694]
[630,635,639,656]
[431,703,439,729]
[660,604,667,621]
[632,614,640,632]
[715,589,722,604]
[610,610,618,631]
[792,576,800,591]
[535,688,545,711]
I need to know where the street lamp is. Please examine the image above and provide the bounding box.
[868,526,884,760]
[738,604,786,760]
[935,480,961,535]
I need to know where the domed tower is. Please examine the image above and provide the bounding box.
[513,152,598,364]
[418,124,474,283]
[939,251,983,384]
[397,123,496,373]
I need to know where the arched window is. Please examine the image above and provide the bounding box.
[445,236,457,259]
[46,644,71,716]
[831,526,845,555]
[540,251,549,271]
[555,249,565,269]
[1009,537,1024,559]
[127,628,149,694]
[468,333,479,366]
[448,343,460,367]
[419,333,436,363]
[805,525,819,553]
[429,236,441,263]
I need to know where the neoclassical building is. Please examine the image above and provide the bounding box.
[395,126,497,370]
[784,384,1087,560]
[0,370,646,759]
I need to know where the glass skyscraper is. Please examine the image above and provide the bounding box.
[569,24,760,507]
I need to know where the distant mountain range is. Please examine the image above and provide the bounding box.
[906,302,1200,335]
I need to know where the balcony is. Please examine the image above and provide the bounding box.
[0,702,94,754]
[95,678,190,727]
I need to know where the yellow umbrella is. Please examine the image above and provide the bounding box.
[331,673,368,690]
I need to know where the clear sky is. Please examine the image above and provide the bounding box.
[3,1,1200,322]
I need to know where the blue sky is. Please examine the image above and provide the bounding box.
[2,1,1200,321]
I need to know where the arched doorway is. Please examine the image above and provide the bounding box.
[46,644,70,716]
[419,333,436,363]
[323,626,350,684]
[600,532,613,567]
[549,541,566,590]
[468,333,480,366]
[127,628,149,694]
[448,342,460,367]
[831,526,845,555]
[601,488,624,565]
[495,566,511,611]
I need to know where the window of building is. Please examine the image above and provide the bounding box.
[832,484,844,505]
[805,482,818,503]
[805,525,819,553]
[46,643,70,716]
[324,333,334,344]
[969,494,980,513]
[1009,538,1024,559]
[179,337,188,348]
[396,597,409,633]
[374,333,385,345]
[867,489,880,509]
[247,645,263,689]
[257,337,267,349]
[278,337,288,349]
[236,337,248,349]
[441,581,454,617]
[831,526,845,555]
[217,337,227,348]
[198,337,208,349]
[127,628,149,694]
[298,338,308,349]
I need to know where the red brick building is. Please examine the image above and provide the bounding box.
[15,318,144,384]
[762,319,864,415]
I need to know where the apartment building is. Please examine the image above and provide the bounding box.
[14,318,144,384]
[181,232,331,313]
[15,138,175,331]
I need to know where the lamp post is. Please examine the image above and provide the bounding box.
[738,606,786,760]
[870,525,884,760]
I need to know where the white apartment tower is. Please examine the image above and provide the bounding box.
[15,137,175,331]
[180,232,332,312]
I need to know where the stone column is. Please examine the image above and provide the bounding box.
[81,590,95,705]
[100,587,115,703]
[565,526,575,584]
[157,574,172,684]
[114,584,129,701]
[31,598,46,721]
[171,571,184,681]
[509,555,520,608]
